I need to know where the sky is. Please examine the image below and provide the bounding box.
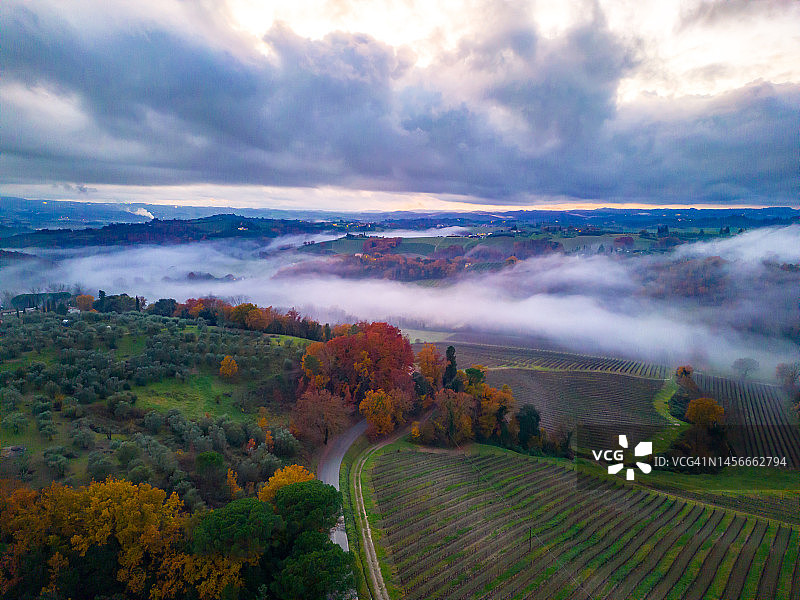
[1,0,799,211]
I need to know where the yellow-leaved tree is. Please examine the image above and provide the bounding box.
[219,356,238,379]
[0,478,250,600]
[359,388,409,437]
[226,469,242,499]
[416,343,445,390]
[686,397,724,428]
[257,465,314,502]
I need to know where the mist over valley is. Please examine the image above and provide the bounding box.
[3,220,798,377]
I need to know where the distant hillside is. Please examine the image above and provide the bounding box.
[0,249,48,269]
[0,214,331,248]
[0,196,152,230]
[3,196,797,234]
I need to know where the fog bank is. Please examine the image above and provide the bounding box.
[2,225,798,377]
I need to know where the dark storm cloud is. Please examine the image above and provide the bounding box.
[0,0,797,205]
[1,4,410,186]
[599,83,800,203]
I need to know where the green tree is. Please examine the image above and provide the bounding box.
[193,497,278,559]
[271,535,354,600]
[2,412,27,434]
[517,405,541,449]
[443,345,457,389]
[148,298,178,316]
[464,365,486,388]
[273,480,340,538]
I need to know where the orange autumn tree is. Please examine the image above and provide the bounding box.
[257,465,314,502]
[417,343,445,391]
[245,308,270,331]
[477,384,515,439]
[686,397,725,428]
[291,388,352,445]
[359,388,410,437]
[229,303,258,327]
[431,388,475,445]
[75,294,94,311]
[459,363,514,440]
[301,322,415,406]
[256,408,275,450]
[226,469,243,499]
[219,356,238,379]
[675,364,700,394]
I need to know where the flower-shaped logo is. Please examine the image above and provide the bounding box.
[607,435,652,481]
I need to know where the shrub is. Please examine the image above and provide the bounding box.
[143,410,164,433]
[221,420,247,447]
[111,401,131,420]
[127,463,153,484]
[70,426,95,450]
[32,399,53,415]
[115,442,140,468]
[44,446,71,478]
[2,412,27,434]
[87,451,116,481]
[271,427,300,457]
[1,387,22,411]
[195,451,225,475]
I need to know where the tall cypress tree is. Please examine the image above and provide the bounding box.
[443,345,457,389]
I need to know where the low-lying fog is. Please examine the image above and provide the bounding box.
[258,226,469,251]
[3,225,799,378]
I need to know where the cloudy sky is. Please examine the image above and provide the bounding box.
[2,0,798,211]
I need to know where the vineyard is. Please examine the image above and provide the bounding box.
[419,342,669,379]
[486,368,668,451]
[419,341,800,468]
[694,374,800,469]
[369,447,800,600]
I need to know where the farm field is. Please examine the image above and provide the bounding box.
[367,445,800,600]
[420,341,669,379]
[486,368,668,451]
[694,373,800,469]
[420,341,800,468]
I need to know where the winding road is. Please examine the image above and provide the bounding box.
[319,417,419,600]
[318,419,393,600]
[318,420,369,552]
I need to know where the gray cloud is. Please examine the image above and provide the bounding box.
[0,0,797,205]
[678,0,797,29]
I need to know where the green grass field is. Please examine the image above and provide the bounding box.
[133,372,248,421]
[0,348,59,371]
[115,333,146,358]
